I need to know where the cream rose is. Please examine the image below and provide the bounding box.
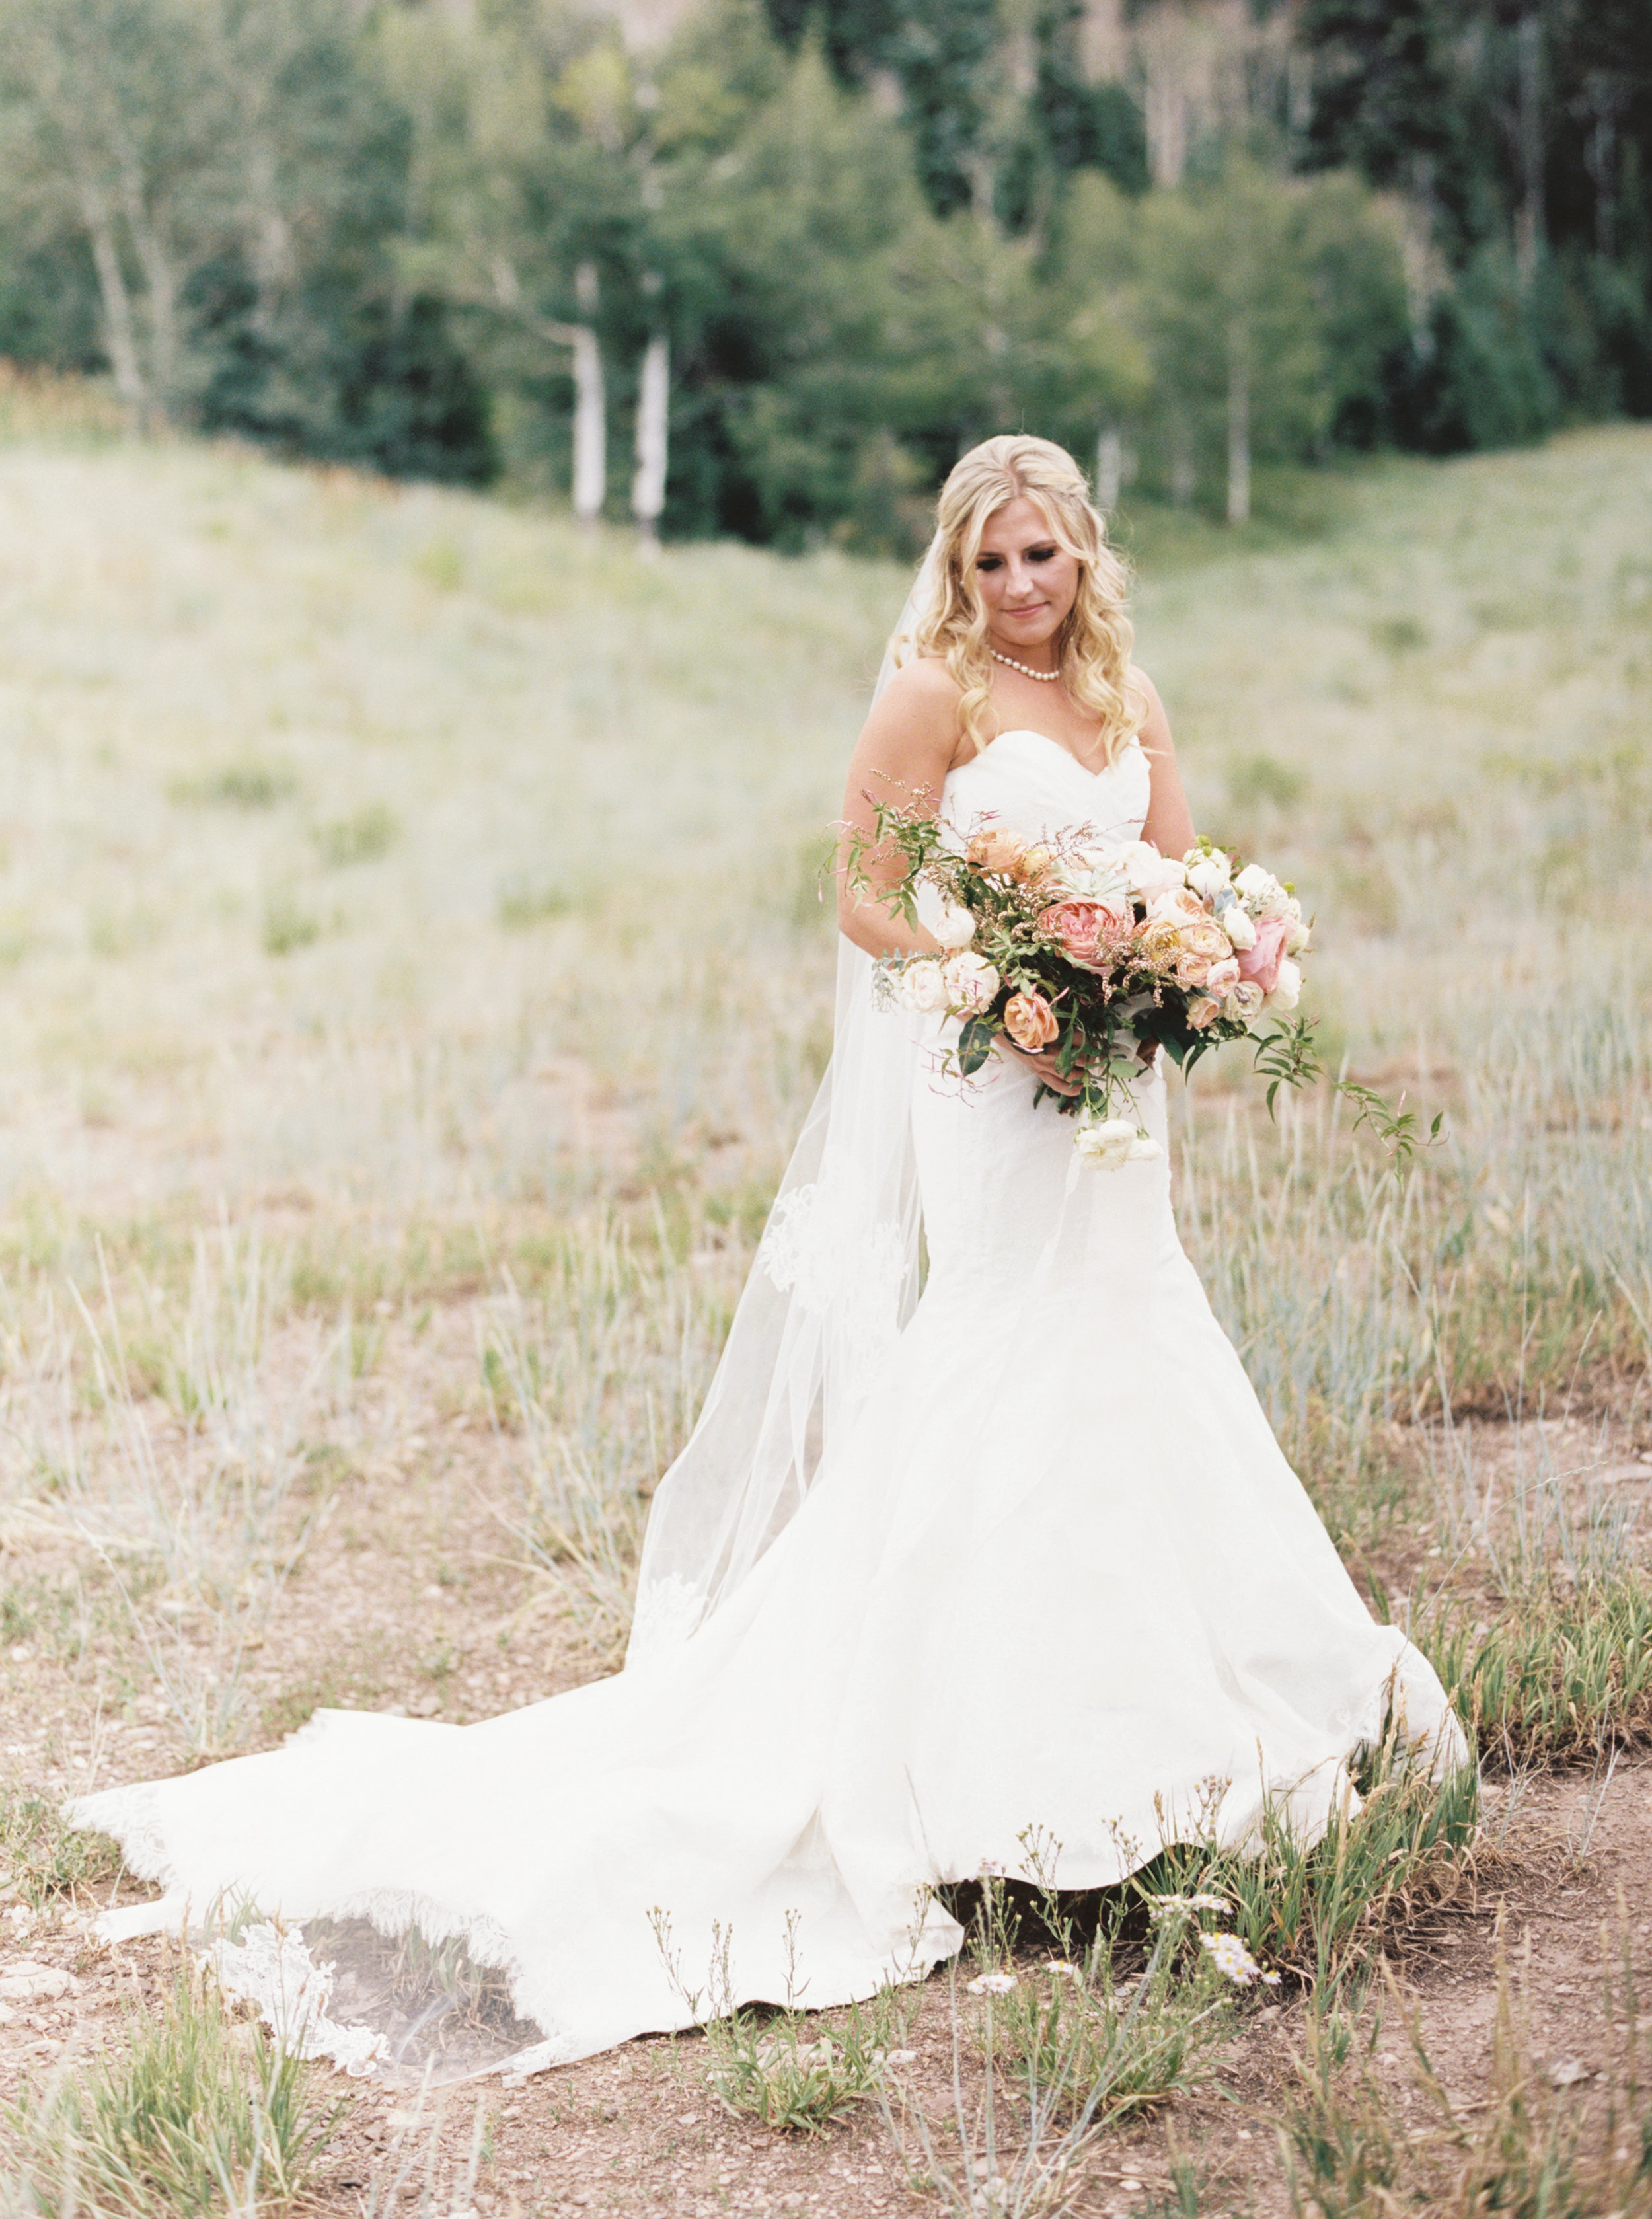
[932,903,976,950]
[942,952,999,1012]
[1226,979,1265,1020]
[1235,862,1289,919]
[1220,904,1258,951]
[1184,852,1232,901]
[1204,955,1241,994]
[1265,958,1302,1012]
[1119,841,1187,901]
[895,959,948,1014]
[1148,886,1206,927]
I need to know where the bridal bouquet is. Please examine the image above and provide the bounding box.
[848,802,1314,1168]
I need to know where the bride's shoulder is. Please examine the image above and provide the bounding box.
[859,653,962,749]
[1127,664,1171,743]
[880,654,961,712]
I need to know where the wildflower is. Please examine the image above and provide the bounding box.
[1199,1930,1267,1986]
[1043,1959,1082,1978]
[976,1858,1008,1880]
[965,1970,1018,1996]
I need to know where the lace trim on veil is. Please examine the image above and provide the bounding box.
[72,1778,576,2083]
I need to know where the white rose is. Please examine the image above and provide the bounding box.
[1233,862,1285,909]
[1119,841,1187,899]
[1283,899,1310,955]
[1265,958,1302,1012]
[1220,905,1258,950]
[895,959,948,1013]
[1184,854,1231,902]
[942,952,999,1012]
[1075,1119,1159,1170]
[933,903,976,950]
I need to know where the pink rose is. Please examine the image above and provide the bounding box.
[1037,898,1127,965]
[1236,914,1290,995]
[1004,989,1060,1052]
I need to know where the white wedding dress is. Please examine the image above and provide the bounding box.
[73,729,1465,2081]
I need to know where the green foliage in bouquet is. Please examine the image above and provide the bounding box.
[846,798,1438,1176]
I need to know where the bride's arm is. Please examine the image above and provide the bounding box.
[834,659,962,959]
[1133,671,1196,860]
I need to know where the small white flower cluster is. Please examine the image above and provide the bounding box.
[1146,1890,1231,1920]
[965,1969,1019,1996]
[1043,1959,1084,1978]
[1199,1930,1281,1987]
[1074,1117,1162,1171]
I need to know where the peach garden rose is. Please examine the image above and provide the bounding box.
[1003,988,1059,1052]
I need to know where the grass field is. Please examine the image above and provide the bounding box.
[0,391,1649,2214]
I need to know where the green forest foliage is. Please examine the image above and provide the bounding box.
[0,0,1647,547]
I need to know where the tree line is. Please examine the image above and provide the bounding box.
[1,0,1646,547]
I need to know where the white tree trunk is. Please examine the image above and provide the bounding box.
[571,260,605,526]
[77,180,146,429]
[1168,413,1195,508]
[1094,423,1123,513]
[1226,343,1250,527]
[632,332,669,550]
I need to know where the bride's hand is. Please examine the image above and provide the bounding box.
[1003,1042,1085,1096]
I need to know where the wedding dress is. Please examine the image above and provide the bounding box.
[72,726,1466,2083]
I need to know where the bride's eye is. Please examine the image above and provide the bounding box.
[977,554,1003,572]
[1027,546,1057,564]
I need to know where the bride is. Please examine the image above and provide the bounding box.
[73,435,1465,2081]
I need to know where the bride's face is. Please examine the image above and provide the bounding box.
[971,498,1081,654]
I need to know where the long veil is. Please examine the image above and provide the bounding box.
[626,544,944,1661]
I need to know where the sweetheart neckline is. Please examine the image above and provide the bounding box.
[951,728,1144,783]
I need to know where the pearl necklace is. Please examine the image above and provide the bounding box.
[991,650,1061,682]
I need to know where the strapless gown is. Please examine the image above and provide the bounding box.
[71,731,1464,2080]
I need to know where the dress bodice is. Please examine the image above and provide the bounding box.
[942,728,1152,852]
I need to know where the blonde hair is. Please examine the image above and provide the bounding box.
[905,433,1143,764]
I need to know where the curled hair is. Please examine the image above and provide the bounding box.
[902,433,1144,764]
